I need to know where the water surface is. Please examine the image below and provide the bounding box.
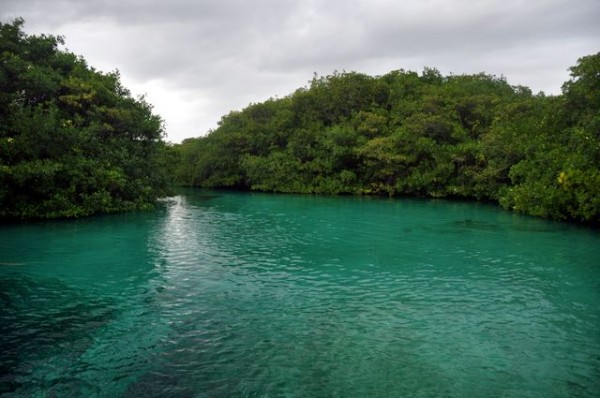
[1,190,599,397]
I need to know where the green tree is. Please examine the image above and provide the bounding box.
[0,19,171,219]
[171,52,600,224]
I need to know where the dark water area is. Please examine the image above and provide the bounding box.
[1,190,599,397]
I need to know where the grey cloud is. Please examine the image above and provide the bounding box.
[1,0,599,142]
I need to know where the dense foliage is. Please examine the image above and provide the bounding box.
[174,55,600,224]
[0,19,172,219]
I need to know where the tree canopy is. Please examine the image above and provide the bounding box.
[2,19,598,224]
[0,19,172,219]
[173,55,600,224]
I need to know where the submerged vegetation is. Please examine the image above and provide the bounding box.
[173,54,600,224]
[0,19,172,219]
[1,19,598,223]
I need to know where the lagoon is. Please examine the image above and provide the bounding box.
[1,190,599,397]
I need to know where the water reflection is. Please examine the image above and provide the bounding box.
[1,191,599,397]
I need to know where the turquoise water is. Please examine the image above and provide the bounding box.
[1,190,599,397]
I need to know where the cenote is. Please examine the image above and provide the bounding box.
[1,190,599,397]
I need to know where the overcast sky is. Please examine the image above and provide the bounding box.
[2,0,599,143]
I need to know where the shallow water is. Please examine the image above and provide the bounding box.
[1,190,599,397]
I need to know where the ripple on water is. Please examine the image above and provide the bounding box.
[0,192,599,397]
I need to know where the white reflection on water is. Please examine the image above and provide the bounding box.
[2,191,599,397]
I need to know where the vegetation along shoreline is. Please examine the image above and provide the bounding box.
[1,19,598,224]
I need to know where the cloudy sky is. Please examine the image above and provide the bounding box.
[2,0,599,143]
